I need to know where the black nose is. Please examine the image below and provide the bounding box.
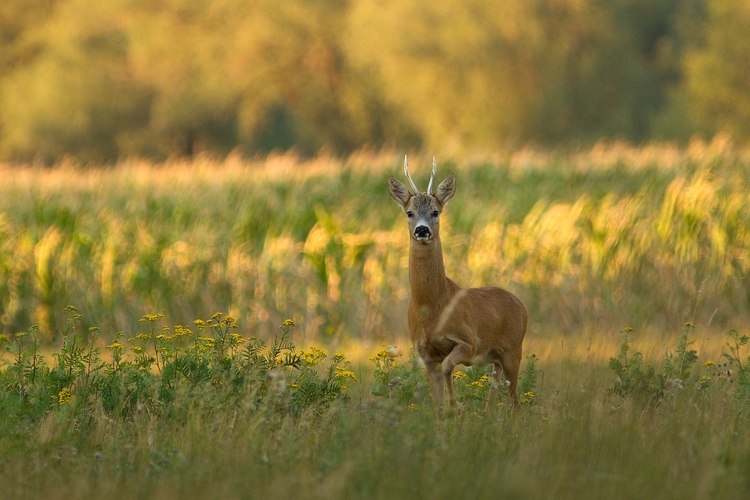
[414,225,431,238]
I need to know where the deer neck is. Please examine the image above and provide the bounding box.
[408,235,450,306]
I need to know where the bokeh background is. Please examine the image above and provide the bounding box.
[1,0,749,163]
[2,0,750,344]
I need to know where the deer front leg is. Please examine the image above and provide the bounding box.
[440,341,473,407]
[423,359,446,410]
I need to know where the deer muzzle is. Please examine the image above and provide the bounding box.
[414,225,432,240]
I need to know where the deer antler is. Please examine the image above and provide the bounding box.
[403,155,420,194]
[427,157,437,194]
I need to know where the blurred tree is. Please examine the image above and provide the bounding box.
[347,0,534,149]
[684,0,750,140]
[0,0,61,71]
[0,0,151,163]
[228,0,417,155]
[0,0,748,161]
[122,0,241,157]
[347,0,702,148]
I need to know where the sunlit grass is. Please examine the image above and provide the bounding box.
[2,139,750,344]
[2,141,750,498]
[1,308,749,500]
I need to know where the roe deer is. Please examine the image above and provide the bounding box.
[388,156,527,409]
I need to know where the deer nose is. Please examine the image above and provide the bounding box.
[414,225,431,239]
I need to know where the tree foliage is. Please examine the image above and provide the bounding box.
[0,0,746,162]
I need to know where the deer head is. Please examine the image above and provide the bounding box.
[388,156,456,244]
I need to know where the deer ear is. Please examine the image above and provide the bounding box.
[435,174,456,206]
[388,176,411,208]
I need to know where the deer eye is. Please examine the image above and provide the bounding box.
[431,211,439,218]
[406,211,414,218]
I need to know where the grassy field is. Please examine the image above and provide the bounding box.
[2,139,750,498]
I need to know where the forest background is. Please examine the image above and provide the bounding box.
[1,0,749,163]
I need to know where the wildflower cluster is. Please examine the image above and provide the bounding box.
[449,366,495,410]
[58,387,73,405]
[370,346,427,406]
[702,330,750,393]
[609,326,750,404]
[300,347,327,367]
[0,308,355,421]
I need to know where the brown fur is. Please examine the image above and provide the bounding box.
[388,168,527,409]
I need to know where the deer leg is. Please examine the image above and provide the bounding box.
[486,362,505,410]
[499,352,521,407]
[440,342,472,407]
[444,370,456,408]
[424,359,445,409]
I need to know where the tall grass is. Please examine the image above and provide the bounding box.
[2,139,749,344]
[1,310,749,500]
[3,140,750,499]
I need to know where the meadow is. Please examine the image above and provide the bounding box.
[2,139,750,499]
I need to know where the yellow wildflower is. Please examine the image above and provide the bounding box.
[370,347,399,362]
[58,387,73,405]
[452,371,469,380]
[301,347,327,366]
[283,319,295,326]
[106,342,123,350]
[139,313,164,323]
[229,333,245,344]
[174,325,193,337]
[223,316,235,325]
[704,360,715,367]
[335,368,359,382]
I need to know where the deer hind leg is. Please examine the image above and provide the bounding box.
[486,361,505,410]
[499,351,521,407]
